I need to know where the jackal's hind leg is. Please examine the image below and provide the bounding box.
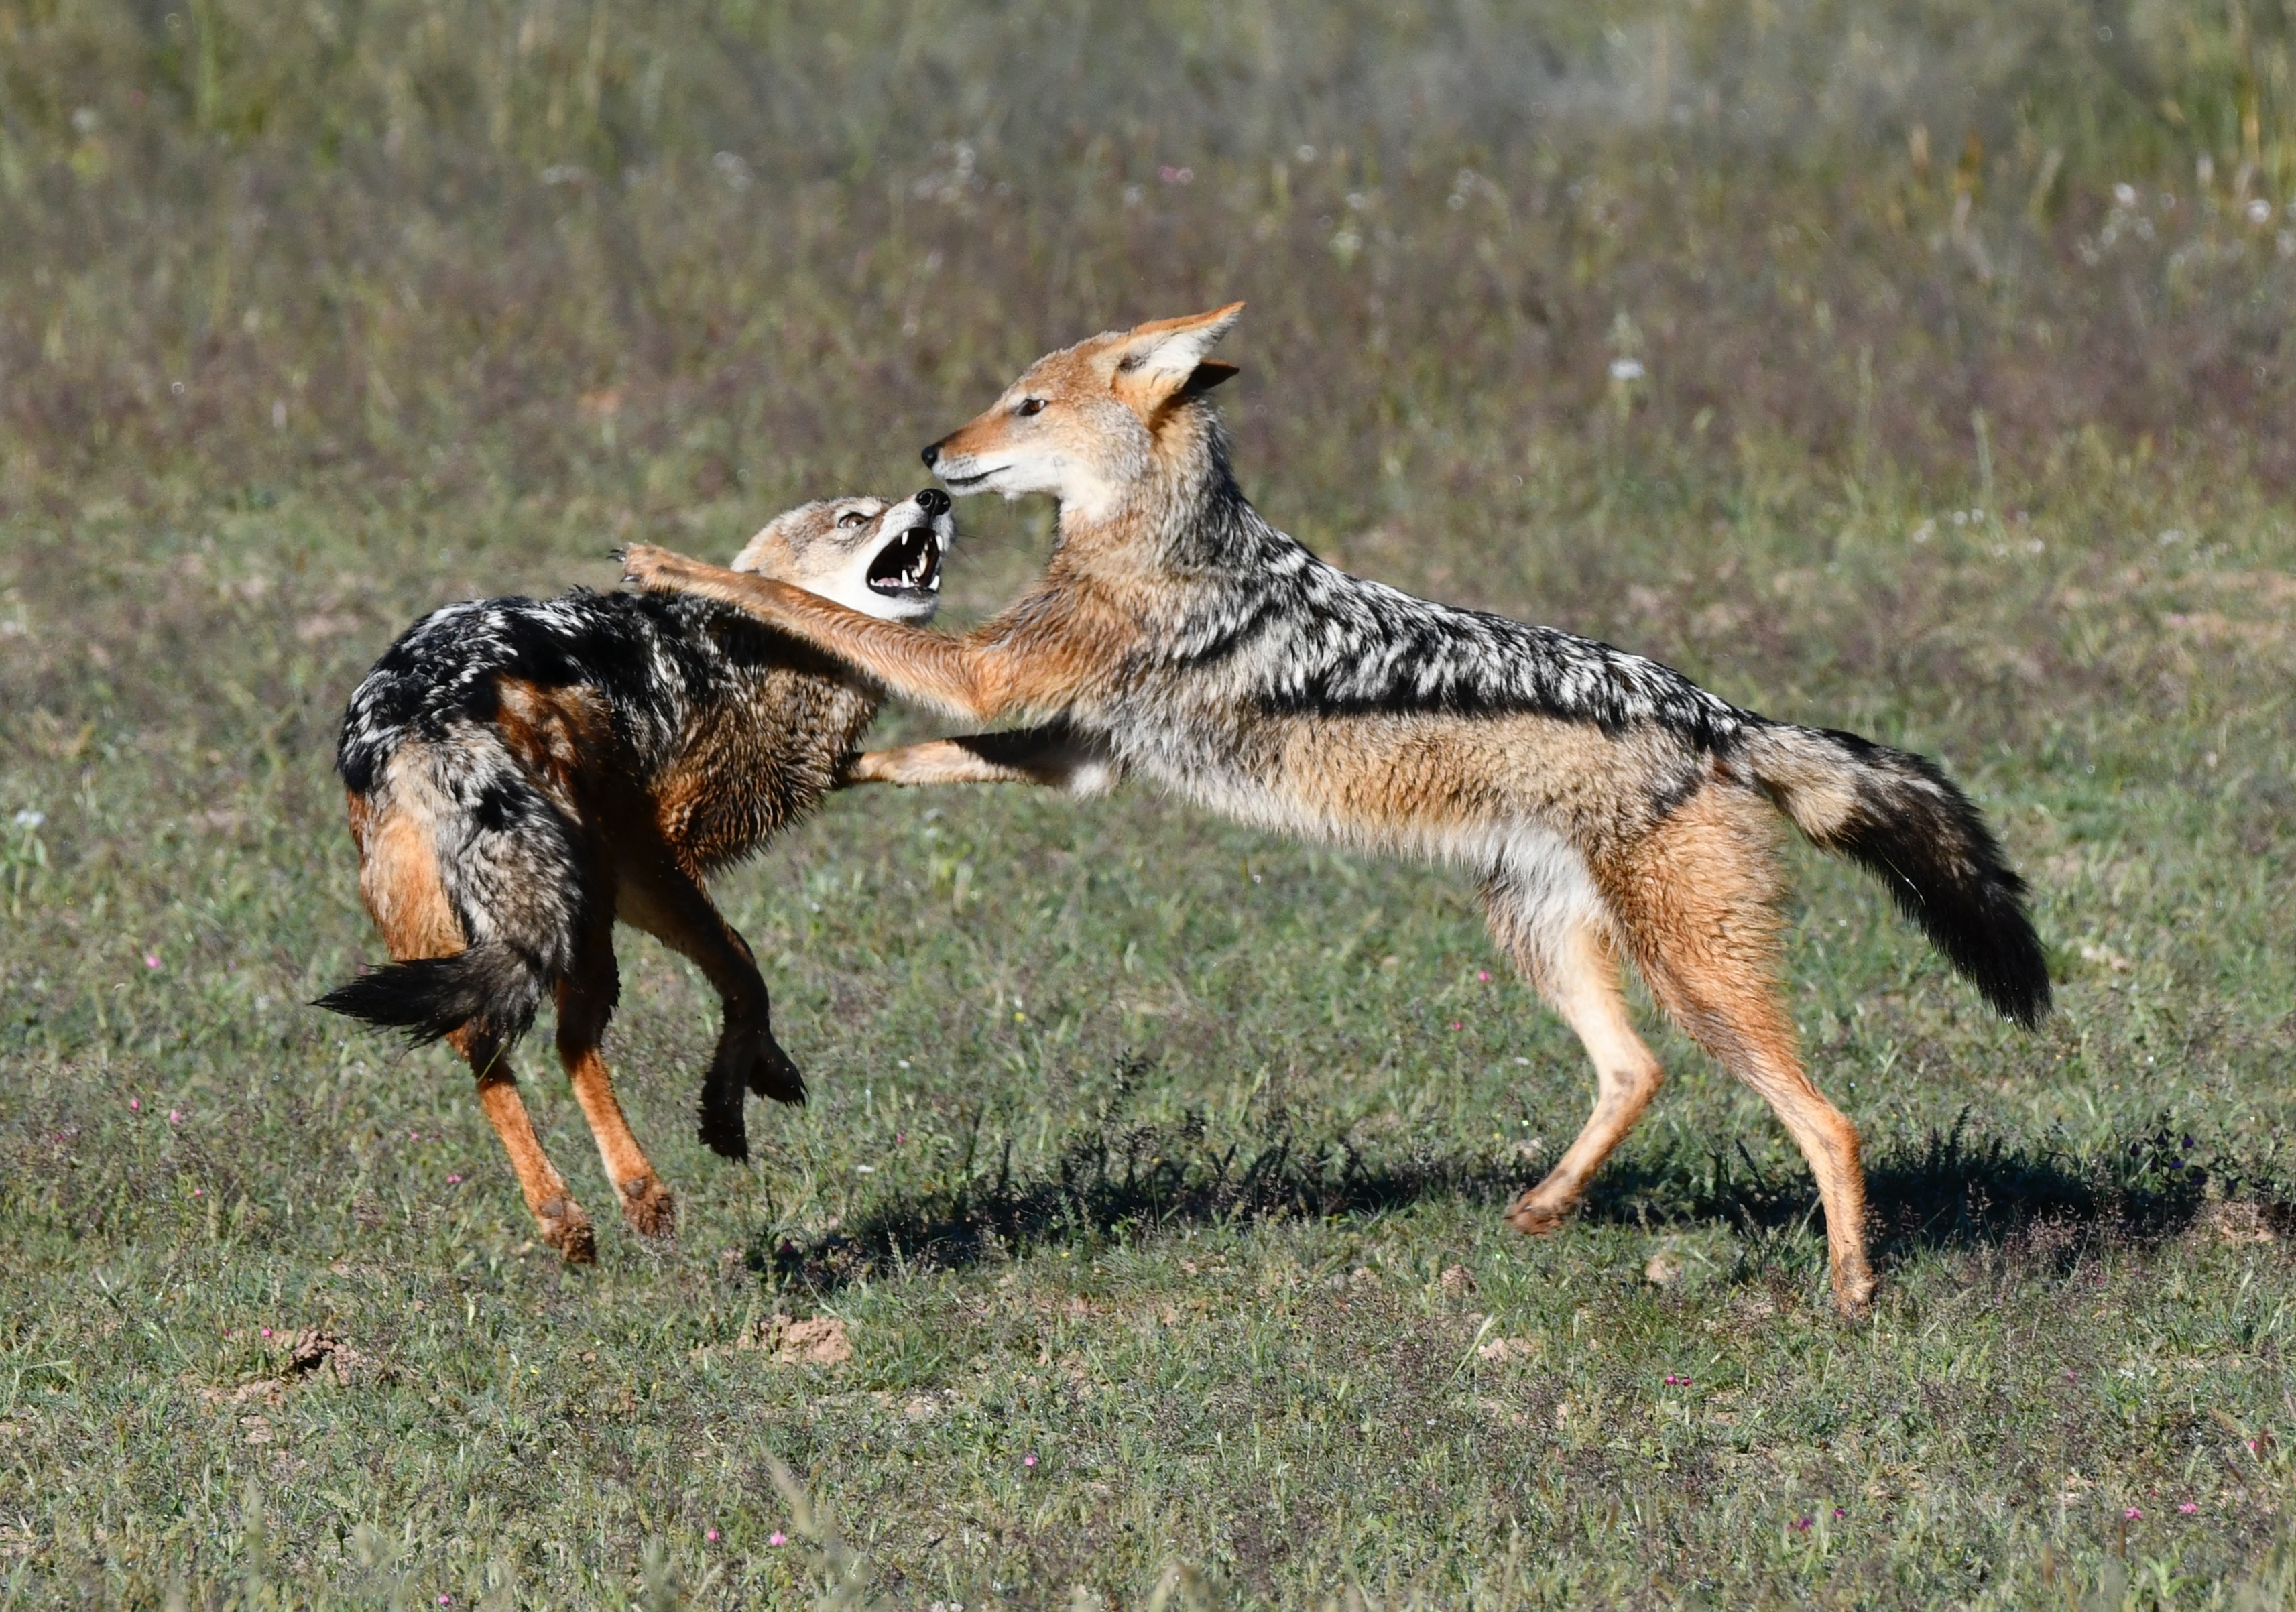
[618,849,801,1166]
[1612,787,1876,1319]
[459,1030,596,1263]
[554,924,676,1242]
[367,797,596,1260]
[1483,882,1664,1237]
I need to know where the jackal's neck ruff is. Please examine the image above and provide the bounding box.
[1052,401,1251,574]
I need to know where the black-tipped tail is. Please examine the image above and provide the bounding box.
[1828,777,2053,1027]
[1742,724,2051,1027]
[315,944,548,1050]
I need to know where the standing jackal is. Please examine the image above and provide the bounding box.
[621,308,2049,1316]
[321,491,954,1259]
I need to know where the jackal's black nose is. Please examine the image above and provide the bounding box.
[914,487,951,516]
[920,443,940,470]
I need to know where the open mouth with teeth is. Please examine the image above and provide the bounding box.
[866,522,943,596]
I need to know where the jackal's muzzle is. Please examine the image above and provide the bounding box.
[865,487,950,602]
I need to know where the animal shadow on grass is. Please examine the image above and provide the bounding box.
[1583,1114,2291,1271]
[760,1064,2291,1294]
[762,1105,1514,1292]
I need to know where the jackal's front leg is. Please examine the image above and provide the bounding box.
[1483,893,1665,1239]
[843,725,1122,796]
[620,545,1000,720]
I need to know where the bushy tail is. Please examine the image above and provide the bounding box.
[317,944,552,1051]
[318,723,587,1055]
[1738,722,2051,1026]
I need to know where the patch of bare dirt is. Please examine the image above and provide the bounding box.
[196,1328,389,1412]
[739,1313,854,1366]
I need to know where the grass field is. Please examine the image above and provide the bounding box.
[5,1,2296,1605]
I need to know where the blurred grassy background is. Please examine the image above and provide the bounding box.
[3,1,2295,1607]
[10,0,2296,519]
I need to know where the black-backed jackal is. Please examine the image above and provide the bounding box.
[621,309,2049,1316]
[320,491,955,1259]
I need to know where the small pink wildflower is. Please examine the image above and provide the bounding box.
[1832,1507,1846,1520]
[1663,1373,1691,1386]
[129,1097,140,1111]
[768,1532,787,1548]
[1024,1453,1038,1467]
[1793,1516,1812,1532]
[2124,1506,2143,1521]
[439,1597,452,1607]
[1476,969,1492,982]
[2178,1502,2198,1515]
[144,953,160,969]
[191,1188,203,1197]
[169,1110,182,1124]
[446,1174,463,1184]
[260,1327,272,1339]
[706,1528,720,1542]
[1448,1019,1463,1031]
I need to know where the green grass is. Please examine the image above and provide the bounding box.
[5,1,2296,1606]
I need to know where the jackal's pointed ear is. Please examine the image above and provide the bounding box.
[1111,302,1245,407]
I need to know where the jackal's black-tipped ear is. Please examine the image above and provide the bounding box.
[1182,360,1240,395]
[1111,302,1245,410]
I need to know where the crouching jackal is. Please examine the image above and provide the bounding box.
[620,308,2049,1317]
[320,491,955,1259]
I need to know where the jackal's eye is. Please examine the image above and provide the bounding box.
[837,509,869,528]
[1014,397,1046,418]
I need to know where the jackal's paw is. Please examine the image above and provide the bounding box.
[841,749,899,785]
[747,1039,807,1106]
[618,544,686,591]
[1503,1192,1572,1237]
[1830,1267,1878,1324]
[697,1089,750,1164]
[538,1195,597,1264]
[618,1174,677,1241]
